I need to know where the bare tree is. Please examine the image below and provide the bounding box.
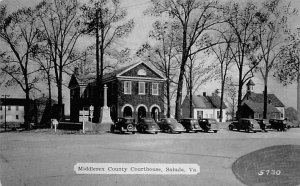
[210,30,235,122]
[80,0,135,122]
[184,53,216,118]
[0,6,40,129]
[136,21,180,117]
[255,0,295,119]
[146,0,223,120]
[35,0,82,121]
[223,1,262,119]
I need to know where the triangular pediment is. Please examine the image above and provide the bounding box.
[116,62,166,80]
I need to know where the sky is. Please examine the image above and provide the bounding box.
[0,0,299,115]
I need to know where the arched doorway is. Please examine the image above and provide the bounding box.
[151,107,159,122]
[123,106,133,117]
[137,106,147,122]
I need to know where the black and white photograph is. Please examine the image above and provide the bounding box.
[0,0,299,185]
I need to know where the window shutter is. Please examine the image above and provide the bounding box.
[122,81,124,94]
[149,83,152,95]
[145,82,149,95]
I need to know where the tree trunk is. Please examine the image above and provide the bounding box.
[189,68,193,118]
[219,81,225,122]
[47,74,52,123]
[166,81,171,118]
[237,71,243,120]
[263,75,268,119]
[175,56,188,120]
[25,90,31,130]
[297,69,300,126]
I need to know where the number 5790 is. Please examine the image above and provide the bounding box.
[258,170,281,176]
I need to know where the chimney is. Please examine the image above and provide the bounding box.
[203,92,206,97]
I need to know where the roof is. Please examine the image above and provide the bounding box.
[190,95,227,109]
[243,92,285,107]
[246,79,255,86]
[69,62,167,89]
[243,100,281,113]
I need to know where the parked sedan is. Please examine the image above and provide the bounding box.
[228,118,261,133]
[198,118,219,133]
[158,118,185,134]
[137,118,160,134]
[179,118,201,133]
[111,117,137,134]
[269,119,287,131]
[256,119,272,132]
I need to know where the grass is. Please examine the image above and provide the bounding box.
[232,145,300,186]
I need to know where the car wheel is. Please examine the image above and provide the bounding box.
[155,132,158,134]
[110,125,115,133]
[168,128,172,133]
[195,130,198,133]
[132,132,135,134]
[245,128,250,133]
[127,124,134,131]
[186,129,189,133]
[213,130,217,133]
[229,126,233,131]
[178,132,182,134]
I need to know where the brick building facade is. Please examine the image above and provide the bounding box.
[68,62,166,123]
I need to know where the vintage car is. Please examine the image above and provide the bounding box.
[269,119,287,131]
[256,119,272,131]
[179,118,201,133]
[157,118,185,134]
[137,118,160,134]
[198,118,219,133]
[111,117,137,134]
[228,118,261,133]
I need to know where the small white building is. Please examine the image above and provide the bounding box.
[0,98,25,124]
[181,92,227,122]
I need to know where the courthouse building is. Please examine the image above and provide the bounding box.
[68,62,166,123]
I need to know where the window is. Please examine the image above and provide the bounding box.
[197,111,203,119]
[16,115,19,120]
[138,82,146,95]
[217,111,220,118]
[124,81,132,94]
[0,106,2,110]
[8,106,11,110]
[152,83,159,95]
[254,113,259,119]
[16,106,19,111]
[0,115,3,120]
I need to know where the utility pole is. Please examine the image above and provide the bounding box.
[2,95,10,131]
[297,28,300,127]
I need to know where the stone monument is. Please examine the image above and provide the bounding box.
[97,84,114,132]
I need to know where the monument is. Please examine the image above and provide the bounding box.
[97,84,114,132]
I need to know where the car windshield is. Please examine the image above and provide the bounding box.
[167,118,178,123]
[250,120,259,125]
[125,118,134,123]
[208,119,217,124]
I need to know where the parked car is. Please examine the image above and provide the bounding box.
[137,118,160,134]
[256,119,272,131]
[198,118,219,133]
[111,117,137,134]
[179,118,201,133]
[228,118,261,133]
[269,119,287,131]
[157,118,185,134]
